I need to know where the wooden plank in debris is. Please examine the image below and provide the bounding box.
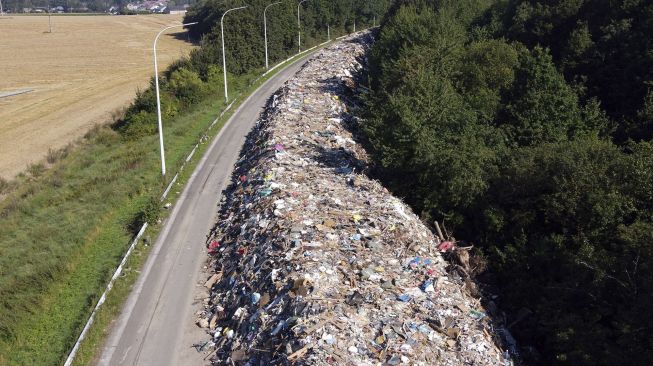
[204,272,222,289]
[287,345,312,363]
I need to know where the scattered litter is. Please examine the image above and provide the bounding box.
[192,340,213,352]
[438,241,455,252]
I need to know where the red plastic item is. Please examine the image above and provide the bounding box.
[437,241,454,252]
[208,240,220,254]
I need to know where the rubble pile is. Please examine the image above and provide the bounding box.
[199,32,507,365]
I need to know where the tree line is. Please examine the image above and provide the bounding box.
[114,0,390,138]
[182,0,389,74]
[362,0,653,365]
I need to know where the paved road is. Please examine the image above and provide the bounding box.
[98,54,313,366]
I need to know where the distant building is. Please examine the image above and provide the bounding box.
[168,4,189,14]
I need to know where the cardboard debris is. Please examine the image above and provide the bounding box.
[199,31,508,365]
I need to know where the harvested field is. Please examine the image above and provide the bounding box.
[0,14,196,179]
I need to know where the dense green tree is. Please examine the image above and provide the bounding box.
[491,0,653,142]
[456,39,518,122]
[364,0,505,225]
[184,0,392,75]
[499,46,587,146]
[483,138,653,365]
[363,0,653,365]
[115,0,391,137]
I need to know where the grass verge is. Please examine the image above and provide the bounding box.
[0,92,230,365]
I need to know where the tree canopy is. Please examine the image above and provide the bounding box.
[363,0,653,365]
[183,0,391,74]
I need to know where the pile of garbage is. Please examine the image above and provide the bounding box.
[198,32,509,365]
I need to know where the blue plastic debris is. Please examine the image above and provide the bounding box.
[418,324,432,334]
[335,166,354,174]
[397,294,412,302]
[420,280,433,292]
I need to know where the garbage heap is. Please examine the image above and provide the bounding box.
[200,32,507,365]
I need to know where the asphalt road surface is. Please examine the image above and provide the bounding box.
[98,53,313,366]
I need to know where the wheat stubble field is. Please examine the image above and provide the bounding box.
[0,14,196,179]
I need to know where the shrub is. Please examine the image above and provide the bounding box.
[140,196,161,225]
[129,196,161,235]
[120,110,157,140]
[206,64,224,92]
[46,146,71,165]
[168,67,207,105]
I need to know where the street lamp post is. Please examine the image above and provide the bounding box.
[264,1,282,70]
[221,5,247,103]
[297,0,309,53]
[153,22,197,177]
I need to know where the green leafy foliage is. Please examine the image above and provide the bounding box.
[363,0,653,365]
[363,1,502,226]
[457,39,518,122]
[499,46,587,146]
[493,0,653,142]
[131,196,161,234]
[120,110,157,139]
[168,67,207,104]
[482,139,653,365]
[184,0,393,75]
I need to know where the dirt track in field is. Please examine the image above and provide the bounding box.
[0,14,196,179]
